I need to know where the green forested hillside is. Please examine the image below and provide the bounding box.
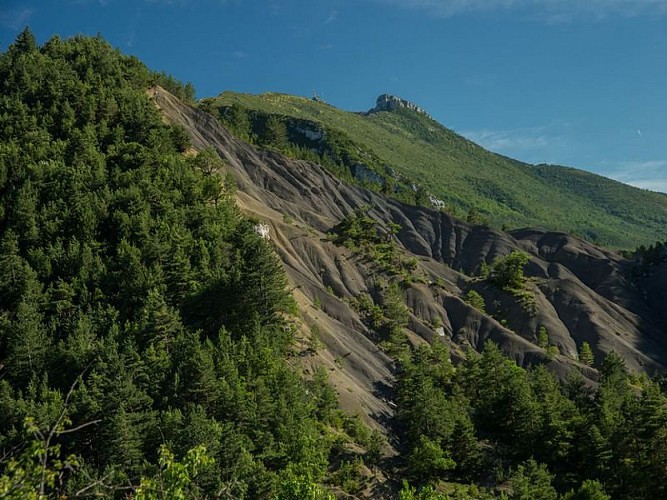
[393,341,667,500]
[201,91,667,249]
[0,30,337,497]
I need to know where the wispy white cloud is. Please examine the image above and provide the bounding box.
[630,180,667,192]
[0,7,34,30]
[373,0,667,20]
[325,9,338,23]
[125,8,143,47]
[143,0,233,6]
[604,160,667,193]
[463,75,494,88]
[462,127,556,152]
[69,0,110,5]
[232,50,248,58]
[144,0,184,5]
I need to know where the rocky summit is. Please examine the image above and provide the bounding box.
[369,93,431,117]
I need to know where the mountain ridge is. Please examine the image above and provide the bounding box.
[201,90,667,249]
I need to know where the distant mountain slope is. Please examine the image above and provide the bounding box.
[200,91,667,249]
[159,88,667,404]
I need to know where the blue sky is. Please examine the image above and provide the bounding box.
[2,0,667,192]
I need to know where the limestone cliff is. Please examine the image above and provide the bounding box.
[369,94,430,117]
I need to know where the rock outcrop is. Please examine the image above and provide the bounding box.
[369,94,431,118]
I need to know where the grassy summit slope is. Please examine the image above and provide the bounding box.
[202,91,667,249]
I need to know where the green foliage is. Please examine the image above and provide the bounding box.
[395,343,479,483]
[349,280,409,354]
[466,207,491,226]
[536,326,559,359]
[408,435,456,481]
[0,418,80,499]
[490,251,531,291]
[190,145,225,175]
[0,30,335,498]
[261,115,288,148]
[349,292,384,331]
[222,103,254,141]
[399,481,445,500]
[634,240,667,266]
[478,261,491,279]
[546,345,560,359]
[330,457,364,494]
[364,429,386,466]
[307,368,339,423]
[331,206,382,249]
[275,464,335,500]
[342,415,373,448]
[463,289,486,313]
[7,29,667,500]
[562,480,610,500]
[578,342,595,367]
[331,208,423,282]
[537,326,550,349]
[152,72,196,104]
[393,339,667,498]
[135,445,213,500]
[170,124,192,152]
[383,281,409,331]
[508,459,557,500]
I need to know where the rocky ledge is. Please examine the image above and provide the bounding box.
[368,93,430,117]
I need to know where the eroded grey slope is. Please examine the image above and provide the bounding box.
[155,87,667,428]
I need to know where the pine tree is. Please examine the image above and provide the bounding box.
[226,103,252,140]
[564,480,610,500]
[191,146,225,176]
[6,300,50,383]
[509,459,557,500]
[261,115,288,148]
[105,407,145,476]
[463,289,486,312]
[537,326,550,349]
[579,341,595,366]
[407,435,456,481]
[491,251,531,291]
[0,230,39,309]
[7,27,38,58]
[474,342,539,457]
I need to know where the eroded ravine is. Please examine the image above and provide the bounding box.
[154,86,667,430]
